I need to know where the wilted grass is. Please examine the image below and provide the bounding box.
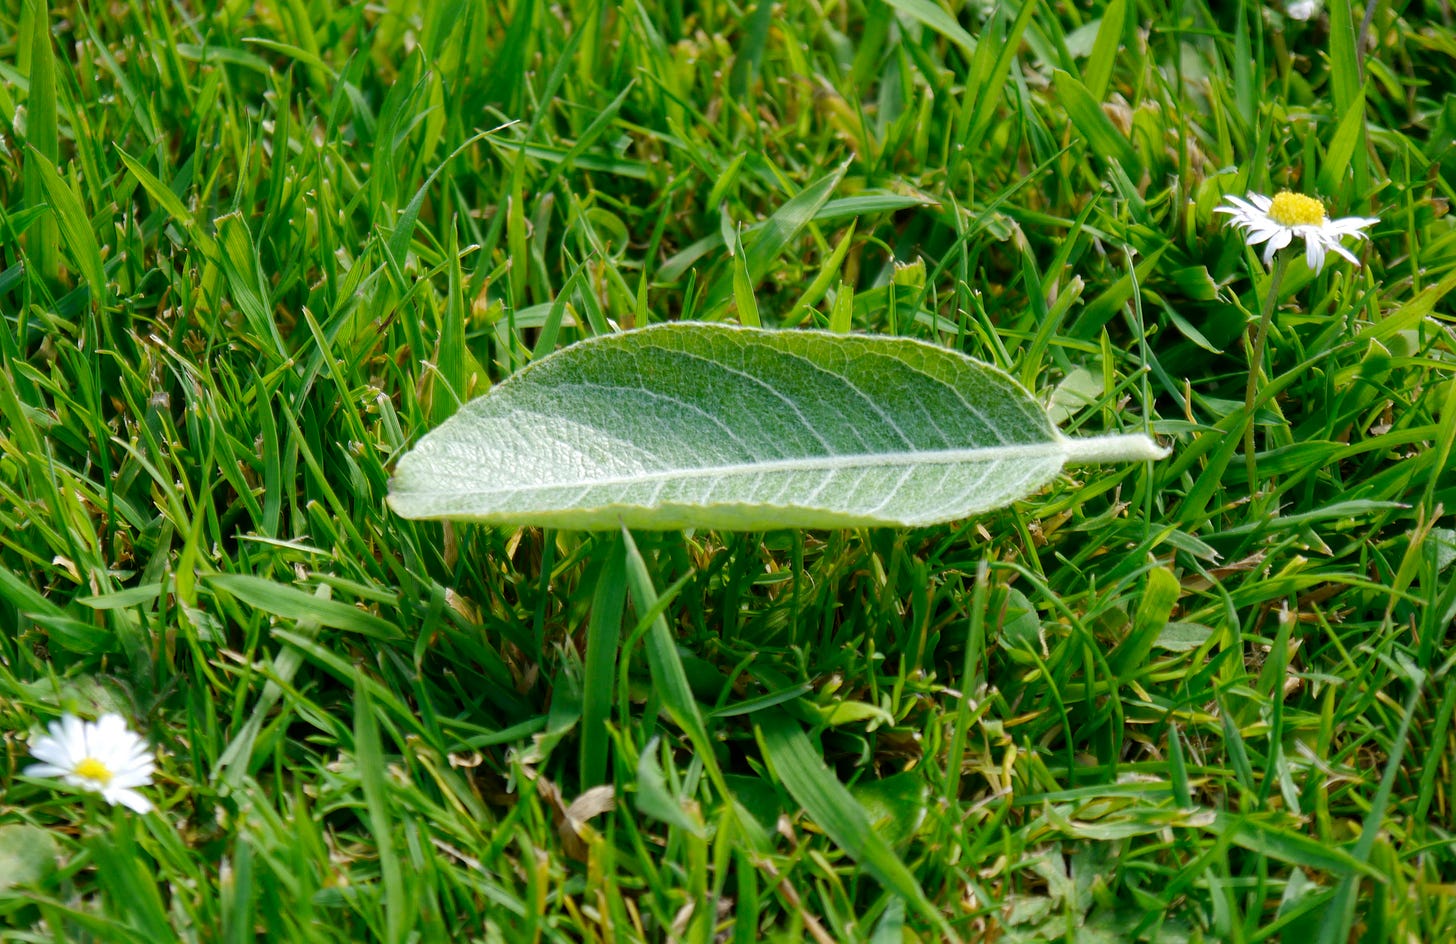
[1,0,1453,941]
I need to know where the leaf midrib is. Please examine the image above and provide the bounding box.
[407,440,1067,495]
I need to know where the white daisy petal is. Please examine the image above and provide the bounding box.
[107,787,154,814]
[26,713,156,813]
[23,762,72,779]
[1262,228,1292,264]
[27,738,74,767]
[1328,241,1362,265]
[60,716,86,754]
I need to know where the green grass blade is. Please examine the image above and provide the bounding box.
[20,0,59,285]
[1316,674,1424,943]
[703,162,847,312]
[581,534,627,790]
[943,560,988,804]
[787,220,855,325]
[1108,566,1179,681]
[635,734,708,836]
[827,280,855,334]
[1082,0,1125,102]
[353,673,410,944]
[1053,69,1139,175]
[87,820,178,942]
[208,574,403,642]
[1326,0,1369,195]
[964,0,1038,148]
[26,148,106,311]
[114,145,217,257]
[214,211,287,364]
[1206,812,1383,880]
[730,225,762,327]
[1317,89,1366,199]
[620,526,729,799]
[755,708,950,938]
[880,0,976,59]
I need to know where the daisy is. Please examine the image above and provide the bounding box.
[1286,0,1321,21]
[1216,190,1378,273]
[26,713,156,813]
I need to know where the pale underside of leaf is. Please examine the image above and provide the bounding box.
[388,323,1165,530]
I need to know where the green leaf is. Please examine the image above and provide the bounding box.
[1154,621,1215,653]
[828,280,855,334]
[1207,812,1384,881]
[1325,0,1368,195]
[850,771,930,847]
[353,675,410,944]
[962,0,1037,148]
[389,324,1166,530]
[789,220,856,324]
[729,225,761,327]
[0,823,59,892]
[115,146,217,257]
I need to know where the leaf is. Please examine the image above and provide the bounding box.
[1325,0,1368,195]
[388,324,1167,530]
[352,676,409,944]
[850,771,930,847]
[1207,812,1384,881]
[115,146,217,257]
[1318,89,1366,197]
[0,823,59,892]
[962,0,1037,148]
[1154,621,1215,653]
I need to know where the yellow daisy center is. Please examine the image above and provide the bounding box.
[1268,191,1327,227]
[74,757,114,785]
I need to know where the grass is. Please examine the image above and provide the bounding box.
[1,0,1454,940]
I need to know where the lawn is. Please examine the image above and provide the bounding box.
[1,0,1454,940]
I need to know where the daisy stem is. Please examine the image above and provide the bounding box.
[1244,255,1288,495]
